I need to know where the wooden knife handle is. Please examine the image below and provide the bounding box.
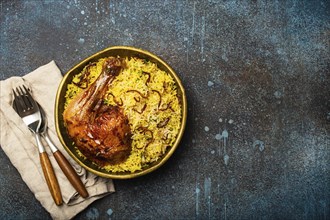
[53,151,89,198]
[40,152,63,206]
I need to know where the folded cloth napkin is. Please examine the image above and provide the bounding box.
[0,61,115,219]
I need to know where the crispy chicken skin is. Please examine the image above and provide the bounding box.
[63,57,132,165]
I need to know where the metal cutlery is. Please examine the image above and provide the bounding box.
[12,85,63,206]
[38,103,89,198]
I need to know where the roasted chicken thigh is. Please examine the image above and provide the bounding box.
[63,57,132,165]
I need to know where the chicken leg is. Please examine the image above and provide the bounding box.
[63,57,132,166]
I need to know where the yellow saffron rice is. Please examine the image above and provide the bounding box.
[64,57,182,173]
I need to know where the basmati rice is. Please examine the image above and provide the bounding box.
[64,56,182,173]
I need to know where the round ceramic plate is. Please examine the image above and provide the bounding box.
[55,46,187,179]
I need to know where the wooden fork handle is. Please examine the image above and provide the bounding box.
[53,151,89,198]
[40,152,63,206]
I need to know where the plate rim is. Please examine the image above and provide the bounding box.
[55,46,187,179]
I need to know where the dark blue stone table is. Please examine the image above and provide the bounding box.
[1,1,329,219]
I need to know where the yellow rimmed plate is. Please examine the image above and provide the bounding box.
[55,46,187,179]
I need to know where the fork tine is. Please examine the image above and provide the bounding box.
[21,85,30,95]
[15,87,28,111]
[12,85,40,118]
[21,85,35,109]
[13,88,18,98]
[18,85,36,111]
[16,86,23,95]
[12,89,19,112]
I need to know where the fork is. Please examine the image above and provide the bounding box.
[12,85,63,206]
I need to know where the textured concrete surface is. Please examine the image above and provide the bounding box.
[1,0,329,219]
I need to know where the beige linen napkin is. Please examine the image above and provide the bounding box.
[0,61,115,219]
